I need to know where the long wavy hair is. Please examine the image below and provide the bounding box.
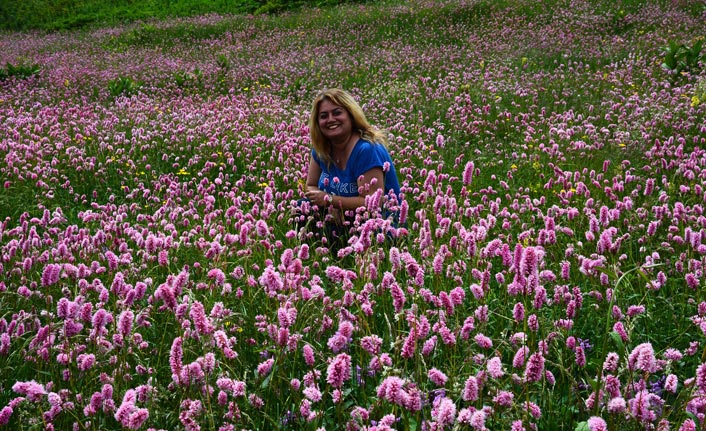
[309,88,388,167]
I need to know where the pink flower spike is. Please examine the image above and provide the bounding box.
[587,416,608,431]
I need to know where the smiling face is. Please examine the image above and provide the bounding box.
[317,99,353,143]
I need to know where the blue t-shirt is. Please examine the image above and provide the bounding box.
[312,139,401,200]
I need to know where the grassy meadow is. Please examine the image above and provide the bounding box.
[1,0,706,429]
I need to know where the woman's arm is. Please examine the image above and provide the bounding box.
[304,154,331,207]
[327,167,384,211]
[304,152,385,211]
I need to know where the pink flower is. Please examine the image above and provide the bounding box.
[303,344,316,367]
[189,301,214,335]
[422,336,437,356]
[603,352,620,371]
[696,363,706,392]
[629,389,660,423]
[524,400,541,419]
[493,390,514,407]
[157,250,169,266]
[513,346,529,368]
[575,346,586,367]
[679,419,697,431]
[0,406,13,425]
[390,282,406,313]
[428,368,448,386]
[257,358,274,376]
[524,352,545,382]
[127,408,149,430]
[474,333,492,349]
[41,263,61,287]
[11,380,45,402]
[663,348,683,361]
[170,337,183,383]
[513,302,525,323]
[587,416,608,431]
[117,310,134,337]
[460,317,475,340]
[487,357,504,378]
[607,397,626,413]
[377,376,406,405]
[207,268,226,285]
[628,343,658,373]
[613,322,629,341]
[431,397,456,426]
[463,161,474,185]
[469,409,486,430]
[77,353,96,371]
[326,353,351,388]
[462,375,479,401]
[605,375,621,398]
[303,386,322,402]
[665,374,678,393]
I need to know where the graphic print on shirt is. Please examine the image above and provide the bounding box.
[319,172,357,196]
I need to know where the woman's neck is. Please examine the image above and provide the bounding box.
[331,132,358,165]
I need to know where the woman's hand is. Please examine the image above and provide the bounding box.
[305,187,331,208]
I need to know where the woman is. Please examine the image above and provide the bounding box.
[299,88,401,241]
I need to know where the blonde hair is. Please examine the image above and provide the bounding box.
[309,88,388,167]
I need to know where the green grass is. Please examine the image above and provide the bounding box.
[0,0,374,31]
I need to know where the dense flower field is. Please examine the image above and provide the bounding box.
[1,0,706,429]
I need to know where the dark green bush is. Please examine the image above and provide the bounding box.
[0,62,40,81]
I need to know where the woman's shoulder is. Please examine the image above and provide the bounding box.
[353,138,383,153]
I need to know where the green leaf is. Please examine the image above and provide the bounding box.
[575,421,589,431]
[609,331,625,354]
[408,416,418,431]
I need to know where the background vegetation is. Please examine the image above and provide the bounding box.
[0,0,370,31]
